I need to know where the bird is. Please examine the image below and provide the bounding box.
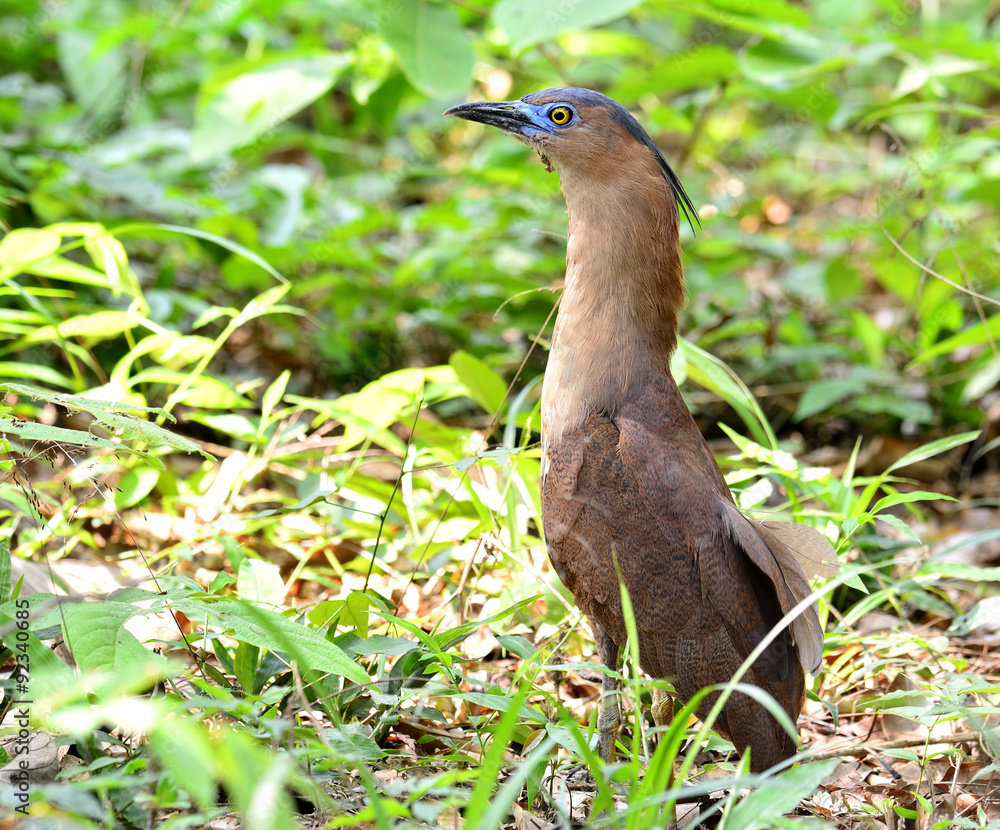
[445,88,837,772]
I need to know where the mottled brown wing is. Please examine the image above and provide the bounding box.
[542,405,705,681]
[613,380,802,672]
[542,374,814,770]
[714,503,827,673]
[760,520,840,580]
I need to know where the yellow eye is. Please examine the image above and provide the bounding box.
[549,106,572,125]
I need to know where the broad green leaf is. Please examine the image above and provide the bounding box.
[10,310,140,350]
[0,227,62,282]
[377,1,475,97]
[339,386,413,439]
[191,53,352,161]
[849,309,886,367]
[723,758,843,829]
[909,314,1000,365]
[112,333,216,390]
[950,596,1000,636]
[494,0,644,52]
[345,635,419,658]
[794,376,869,421]
[341,591,372,638]
[212,730,299,830]
[855,392,934,424]
[148,334,216,368]
[319,368,428,452]
[877,514,922,543]
[0,418,166,467]
[151,718,217,809]
[737,476,773,510]
[450,350,507,415]
[238,559,286,608]
[0,604,75,697]
[232,283,295,328]
[115,466,160,510]
[57,310,140,342]
[56,29,126,113]
[260,370,290,430]
[961,360,1000,405]
[234,641,260,694]
[0,382,213,460]
[325,724,385,763]
[444,690,545,720]
[720,425,799,473]
[496,634,536,660]
[434,596,538,651]
[174,597,370,687]
[0,362,73,388]
[16,255,108,288]
[62,601,169,676]
[82,227,134,295]
[130,368,254,409]
[894,55,988,99]
[190,411,258,443]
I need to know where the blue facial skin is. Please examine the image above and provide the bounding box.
[444,99,576,140]
[444,87,699,230]
[518,103,578,135]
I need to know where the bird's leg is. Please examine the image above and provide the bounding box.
[593,622,621,762]
[651,685,679,829]
[651,687,673,729]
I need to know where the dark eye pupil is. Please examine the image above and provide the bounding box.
[552,108,569,123]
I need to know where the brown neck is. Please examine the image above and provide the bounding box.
[542,166,685,445]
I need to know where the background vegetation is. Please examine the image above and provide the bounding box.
[0,0,998,827]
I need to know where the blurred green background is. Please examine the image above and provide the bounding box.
[1,4,998,824]
[2,0,997,448]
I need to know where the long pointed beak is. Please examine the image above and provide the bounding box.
[444,100,541,139]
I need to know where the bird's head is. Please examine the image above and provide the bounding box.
[445,87,697,231]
